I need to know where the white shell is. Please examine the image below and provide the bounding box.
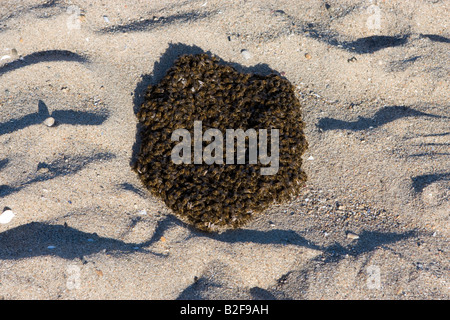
[346,232,360,240]
[0,210,15,224]
[44,117,55,127]
[241,49,252,60]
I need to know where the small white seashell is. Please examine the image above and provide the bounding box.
[103,16,110,23]
[241,49,252,60]
[0,209,15,224]
[1,55,11,61]
[346,232,360,240]
[307,156,314,160]
[43,117,55,127]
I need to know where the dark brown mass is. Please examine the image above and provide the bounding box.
[133,54,308,231]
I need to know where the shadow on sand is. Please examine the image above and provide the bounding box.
[0,100,108,137]
[0,50,89,77]
[316,105,447,132]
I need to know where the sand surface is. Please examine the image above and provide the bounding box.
[0,0,448,299]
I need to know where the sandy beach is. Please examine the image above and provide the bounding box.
[0,0,448,300]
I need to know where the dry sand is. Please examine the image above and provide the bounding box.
[0,0,448,300]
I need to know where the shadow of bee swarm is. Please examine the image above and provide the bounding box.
[134,54,308,232]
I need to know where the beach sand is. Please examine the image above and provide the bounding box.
[0,0,448,299]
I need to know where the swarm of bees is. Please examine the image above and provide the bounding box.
[133,53,308,232]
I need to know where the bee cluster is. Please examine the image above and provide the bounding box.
[134,53,308,231]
